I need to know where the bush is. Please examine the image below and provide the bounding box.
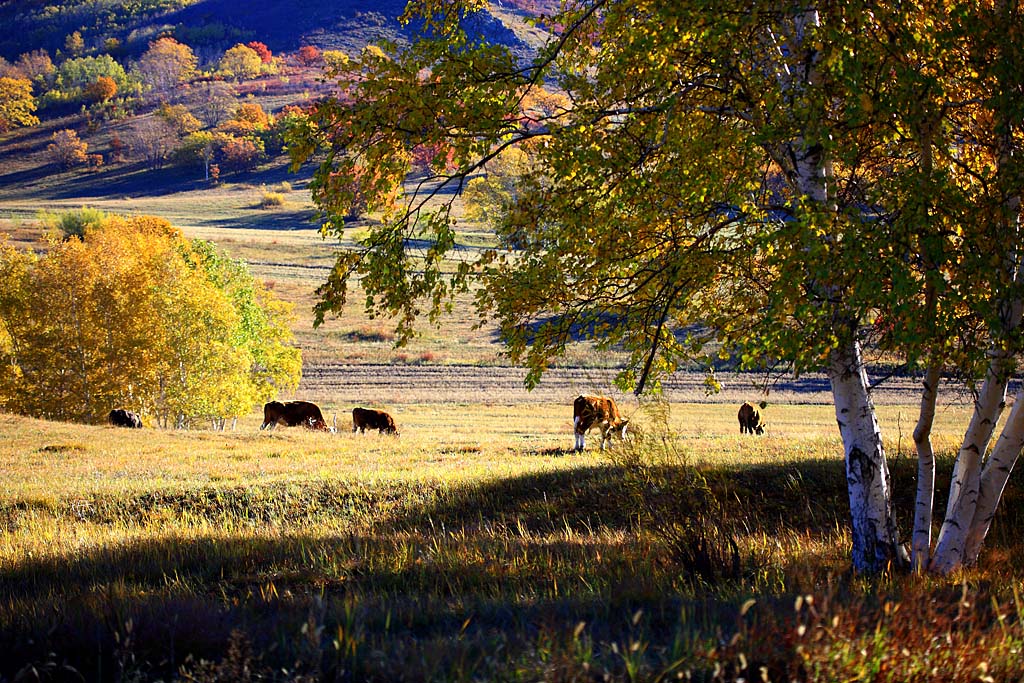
[611,404,771,585]
[41,206,108,238]
[259,191,285,208]
[47,129,88,168]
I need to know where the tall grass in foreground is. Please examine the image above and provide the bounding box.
[2,407,1024,680]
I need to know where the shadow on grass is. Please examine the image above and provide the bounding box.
[2,455,1019,679]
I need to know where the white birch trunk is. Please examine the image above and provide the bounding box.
[784,7,903,572]
[945,0,1023,570]
[911,363,941,573]
[929,355,1010,573]
[963,386,1024,565]
[828,340,903,572]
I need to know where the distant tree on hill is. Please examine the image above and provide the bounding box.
[220,44,262,81]
[222,101,270,134]
[219,136,263,172]
[175,130,232,180]
[246,41,273,64]
[125,116,178,169]
[84,76,117,103]
[51,55,134,104]
[137,37,197,99]
[46,129,88,168]
[322,50,349,75]
[0,214,301,427]
[12,50,54,88]
[0,77,39,132]
[64,30,85,58]
[187,81,235,127]
[157,102,201,135]
[296,45,321,66]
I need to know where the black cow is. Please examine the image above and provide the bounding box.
[261,400,329,431]
[109,408,142,428]
[738,402,765,435]
[352,407,398,434]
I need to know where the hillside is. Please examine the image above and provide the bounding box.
[0,0,535,62]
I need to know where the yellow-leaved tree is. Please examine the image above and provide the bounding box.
[0,213,301,427]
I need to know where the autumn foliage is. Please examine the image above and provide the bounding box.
[246,41,273,64]
[47,129,88,167]
[0,213,301,427]
[83,75,117,103]
[296,45,322,66]
[0,76,38,132]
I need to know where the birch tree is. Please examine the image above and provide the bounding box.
[288,0,1023,573]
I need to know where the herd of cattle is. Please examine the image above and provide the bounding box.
[107,396,767,450]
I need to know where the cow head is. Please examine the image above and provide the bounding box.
[602,418,629,439]
[755,422,765,435]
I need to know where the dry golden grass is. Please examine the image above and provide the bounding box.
[4,400,1024,681]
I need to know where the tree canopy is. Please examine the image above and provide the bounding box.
[0,213,301,427]
[0,76,38,132]
[288,0,1024,573]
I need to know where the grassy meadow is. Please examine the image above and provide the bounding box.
[4,170,1024,681]
[5,402,1024,681]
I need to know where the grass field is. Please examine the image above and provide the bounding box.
[5,402,1024,681]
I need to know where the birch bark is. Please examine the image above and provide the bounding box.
[828,340,904,572]
[929,355,1010,573]
[964,385,1024,565]
[911,363,941,573]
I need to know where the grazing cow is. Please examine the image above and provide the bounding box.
[573,394,628,452]
[352,407,398,435]
[738,402,765,435]
[261,400,329,431]
[108,408,142,429]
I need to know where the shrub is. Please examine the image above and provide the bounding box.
[47,129,88,168]
[259,191,286,208]
[41,206,108,239]
[611,408,771,585]
[296,45,321,66]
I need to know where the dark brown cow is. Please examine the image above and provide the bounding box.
[352,407,398,435]
[261,400,329,431]
[738,402,765,435]
[573,394,628,452]
[108,408,142,428]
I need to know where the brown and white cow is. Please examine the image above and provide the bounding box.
[261,400,330,431]
[573,394,628,452]
[352,407,398,435]
[737,402,765,435]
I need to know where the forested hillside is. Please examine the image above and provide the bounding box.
[0,0,535,62]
